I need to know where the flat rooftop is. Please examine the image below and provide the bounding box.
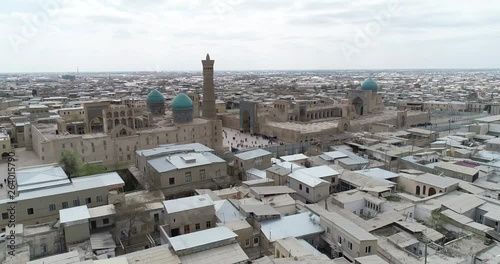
[0,171,124,204]
[163,194,214,214]
[148,152,225,173]
[168,226,237,253]
[260,212,324,243]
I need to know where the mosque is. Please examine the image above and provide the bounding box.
[220,77,430,144]
[32,54,223,169]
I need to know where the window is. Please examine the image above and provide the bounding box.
[2,213,8,220]
[306,187,309,194]
[27,208,34,215]
[73,199,80,206]
[195,223,200,230]
[365,246,371,253]
[326,226,331,234]
[103,218,109,225]
[254,237,259,246]
[154,214,159,222]
[85,197,91,204]
[299,184,303,190]
[169,177,175,185]
[96,195,103,202]
[185,172,192,183]
[199,169,206,180]
[49,204,56,211]
[41,244,47,254]
[338,236,342,244]
[348,241,352,250]
[206,221,211,228]
[245,239,250,248]
[62,143,65,148]
[131,226,137,234]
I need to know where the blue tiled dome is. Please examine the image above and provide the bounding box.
[361,77,378,91]
[146,89,165,103]
[172,93,193,109]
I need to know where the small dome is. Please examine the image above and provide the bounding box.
[172,93,193,110]
[147,89,165,103]
[361,77,378,91]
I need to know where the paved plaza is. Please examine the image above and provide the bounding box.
[222,128,280,150]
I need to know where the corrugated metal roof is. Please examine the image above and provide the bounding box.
[234,149,272,160]
[168,226,237,252]
[441,209,473,225]
[387,232,418,248]
[442,193,485,213]
[0,172,124,204]
[280,154,308,162]
[288,170,329,187]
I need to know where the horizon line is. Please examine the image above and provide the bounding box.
[1,67,500,75]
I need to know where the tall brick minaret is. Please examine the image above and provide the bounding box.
[202,53,216,119]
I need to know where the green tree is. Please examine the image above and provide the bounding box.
[78,163,107,176]
[59,150,81,177]
[59,150,107,177]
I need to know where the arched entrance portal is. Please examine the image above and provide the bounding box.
[428,187,436,196]
[352,97,364,115]
[416,186,420,195]
[242,110,251,133]
[90,117,104,133]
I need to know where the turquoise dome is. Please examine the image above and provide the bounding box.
[361,77,378,91]
[172,93,193,109]
[147,89,165,103]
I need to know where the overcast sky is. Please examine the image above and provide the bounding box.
[2,0,500,72]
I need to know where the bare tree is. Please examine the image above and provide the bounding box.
[114,197,152,249]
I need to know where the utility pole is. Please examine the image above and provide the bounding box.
[424,241,428,264]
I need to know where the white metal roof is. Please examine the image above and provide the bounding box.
[148,152,225,173]
[280,154,308,162]
[0,172,124,205]
[60,205,90,224]
[293,165,339,178]
[288,170,329,187]
[321,151,349,160]
[17,164,69,191]
[260,212,324,242]
[234,149,272,160]
[136,143,213,157]
[246,168,266,179]
[163,194,214,214]
[214,200,244,223]
[168,226,237,252]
